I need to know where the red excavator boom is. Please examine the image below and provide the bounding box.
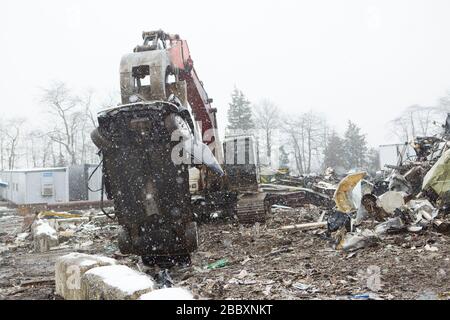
[159,32,217,145]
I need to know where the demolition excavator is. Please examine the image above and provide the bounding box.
[91,30,266,266]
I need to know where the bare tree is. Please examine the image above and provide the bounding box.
[302,111,326,173]
[281,110,328,174]
[0,118,26,169]
[253,99,280,166]
[78,90,95,164]
[389,115,410,142]
[282,117,304,174]
[389,104,444,142]
[0,82,114,170]
[23,129,54,168]
[41,81,84,165]
[41,136,55,168]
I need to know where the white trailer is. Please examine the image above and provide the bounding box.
[0,165,104,205]
[0,168,69,205]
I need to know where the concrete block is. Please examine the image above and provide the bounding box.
[81,265,156,300]
[55,252,117,300]
[139,287,194,300]
[33,220,59,252]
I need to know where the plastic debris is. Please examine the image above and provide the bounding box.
[206,258,229,270]
[350,292,383,300]
[327,210,352,232]
[292,282,311,291]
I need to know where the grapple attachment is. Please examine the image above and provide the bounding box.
[92,101,198,266]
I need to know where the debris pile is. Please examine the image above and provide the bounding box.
[1,198,449,299]
[176,206,449,299]
[261,123,449,255]
[0,117,449,300]
[324,135,449,253]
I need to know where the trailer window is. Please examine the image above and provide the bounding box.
[41,172,54,197]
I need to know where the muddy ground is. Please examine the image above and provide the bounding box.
[0,204,449,300]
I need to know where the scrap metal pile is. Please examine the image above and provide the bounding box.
[330,122,449,251]
[251,114,450,254]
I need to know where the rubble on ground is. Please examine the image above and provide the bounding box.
[0,124,449,300]
[0,202,449,300]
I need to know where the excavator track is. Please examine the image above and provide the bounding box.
[236,202,267,224]
[235,193,268,224]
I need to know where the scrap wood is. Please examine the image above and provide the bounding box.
[20,277,55,287]
[6,287,28,296]
[317,211,326,222]
[279,221,327,231]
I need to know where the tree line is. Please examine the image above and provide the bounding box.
[226,87,450,176]
[389,101,450,142]
[1,82,449,175]
[0,81,118,170]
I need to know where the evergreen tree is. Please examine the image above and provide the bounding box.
[226,87,255,133]
[343,121,368,169]
[323,130,346,170]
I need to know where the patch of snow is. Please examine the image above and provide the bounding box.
[16,233,29,241]
[34,221,58,238]
[0,206,15,211]
[61,253,117,266]
[86,265,155,295]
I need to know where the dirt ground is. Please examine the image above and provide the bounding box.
[1,204,449,300]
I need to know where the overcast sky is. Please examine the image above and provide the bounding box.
[1,0,450,147]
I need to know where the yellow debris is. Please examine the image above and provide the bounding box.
[38,211,83,219]
[333,172,366,213]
